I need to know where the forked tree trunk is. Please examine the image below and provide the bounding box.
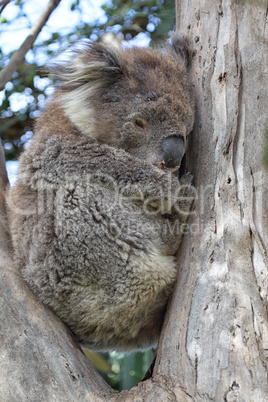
[0,0,267,401]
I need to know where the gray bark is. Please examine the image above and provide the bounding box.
[153,0,268,400]
[0,0,267,400]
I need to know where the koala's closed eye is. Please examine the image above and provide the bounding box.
[7,34,195,352]
[134,118,147,132]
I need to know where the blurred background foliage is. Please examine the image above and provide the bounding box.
[0,0,175,161]
[84,348,154,390]
[0,0,174,391]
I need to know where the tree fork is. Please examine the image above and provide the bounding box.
[0,0,267,400]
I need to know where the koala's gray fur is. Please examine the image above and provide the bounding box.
[7,35,195,351]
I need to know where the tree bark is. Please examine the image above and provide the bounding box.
[152,0,268,400]
[0,0,267,400]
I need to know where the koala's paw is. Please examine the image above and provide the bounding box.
[179,171,194,186]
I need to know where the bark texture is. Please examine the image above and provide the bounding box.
[153,1,268,400]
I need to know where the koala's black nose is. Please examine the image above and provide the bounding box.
[160,135,186,168]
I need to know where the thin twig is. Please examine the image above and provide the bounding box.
[0,140,9,191]
[0,0,61,91]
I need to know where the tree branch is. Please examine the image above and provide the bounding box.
[0,141,9,191]
[0,0,12,14]
[0,0,61,91]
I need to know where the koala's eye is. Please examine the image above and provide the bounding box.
[134,119,147,133]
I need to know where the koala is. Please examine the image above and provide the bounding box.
[7,35,195,351]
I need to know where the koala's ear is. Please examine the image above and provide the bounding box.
[48,41,125,89]
[168,33,192,69]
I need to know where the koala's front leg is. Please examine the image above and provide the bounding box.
[140,172,195,220]
[158,172,195,255]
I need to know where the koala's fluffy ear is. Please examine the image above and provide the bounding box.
[48,41,124,89]
[168,33,192,69]
[48,42,125,138]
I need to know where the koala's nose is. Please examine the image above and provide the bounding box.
[158,135,186,168]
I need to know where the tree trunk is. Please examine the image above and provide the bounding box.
[0,0,267,400]
[152,0,268,400]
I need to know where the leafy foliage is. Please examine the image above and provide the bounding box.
[93,350,154,391]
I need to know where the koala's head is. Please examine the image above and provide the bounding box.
[50,35,195,168]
